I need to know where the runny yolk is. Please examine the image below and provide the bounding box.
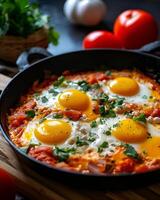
[112,119,147,143]
[34,119,71,144]
[58,89,90,111]
[109,77,139,96]
[139,136,160,159]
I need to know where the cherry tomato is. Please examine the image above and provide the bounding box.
[114,9,158,49]
[83,31,123,49]
[0,168,16,200]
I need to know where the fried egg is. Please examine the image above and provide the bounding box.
[102,77,152,104]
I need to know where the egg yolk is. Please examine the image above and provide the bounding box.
[34,119,71,144]
[139,136,160,159]
[109,77,139,96]
[112,119,147,143]
[58,89,90,111]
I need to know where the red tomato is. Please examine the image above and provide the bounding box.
[0,168,16,200]
[114,9,158,49]
[83,31,123,49]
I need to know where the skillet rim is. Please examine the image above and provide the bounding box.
[1,48,160,179]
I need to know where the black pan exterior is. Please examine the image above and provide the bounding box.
[1,49,160,188]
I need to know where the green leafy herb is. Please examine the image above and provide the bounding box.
[53,147,76,162]
[98,141,108,153]
[76,137,89,147]
[104,130,111,136]
[90,121,98,128]
[48,88,59,96]
[54,76,65,87]
[142,95,148,99]
[77,80,91,91]
[92,83,101,89]
[99,93,109,103]
[41,96,48,103]
[88,136,96,142]
[99,106,116,118]
[39,117,46,124]
[0,0,59,45]
[123,144,140,160]
[110,97,125,108]
[105,70,112,76]
[133,113,146,123]
[25,110,35,118]
[52,113,63,119]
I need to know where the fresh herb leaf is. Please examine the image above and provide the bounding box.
[133,113,146,123]
[98,141,108,153]
[107,109,116,118]
[0,0,59,45]
[54,76,65,87]
[77,80,91,91]
[99,105,106,117]
[99,106,116,118]
[48,88,59,96]
[90,121,98,128]
[52,113,63,119]
[104,130,111,136]
[88,136,96,142]
[92,83,101,89]
[53,147,76,162]
[41,96,48,103]
[25,110,35,118]
[123,144,140,160]
[105,70,112,76]
[99,93,109,103]
[110,97,125,108]
[39,117,46,123]
[142,95,148,99]
[76,137,89,147]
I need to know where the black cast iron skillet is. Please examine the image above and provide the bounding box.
[1,41,160,189]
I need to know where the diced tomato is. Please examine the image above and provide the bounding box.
[87,72,109,84]
[63,110,82,121]
[135,164,149,173]
[115,158,135,173]
[151,108,160,117]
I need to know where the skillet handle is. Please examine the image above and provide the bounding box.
[16,47,52,71]
[139,40,160,57]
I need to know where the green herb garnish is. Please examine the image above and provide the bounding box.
[77,80,91,91]
[54,76,65,87]
[133,113,146,123]
[53,147,76,162]
[0,0,59,45]
[76,137,89,147]
[98,141,108,153]
[52,113,63,119]
[104,130,111,136]
[41,96,48,103]
[90,121,98,128]
[39,117,46,124]
[99,106,116,118]
[123,144,140,160]
[99,93,109,103]
[48,88,59,96]
[142,95,148,99]
[25,110,35,118]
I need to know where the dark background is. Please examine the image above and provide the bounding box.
[37,0,160,55]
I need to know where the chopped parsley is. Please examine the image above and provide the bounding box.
[142,95,148,99]
[41,96,48,103]
[25,110,35,118]
[133,113,146,123]
[52,113,63,119]
[92,83,101,89]
[99,106,116,118]
[39,117,46,124]
[48,88,59,96]
[99,93,109,103]
[53,147,76,162]
[98,141,108,153]
[88,136,96,142]
[54,76,65,87]
[90,120,98,128]
[77,80,91,91]
[76,137,89,147]
[110,97,125,108]
[123,144,140,160]
[104,130,111,136]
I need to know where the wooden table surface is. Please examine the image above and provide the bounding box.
[1,0,160,199]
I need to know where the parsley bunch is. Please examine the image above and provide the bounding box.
[0,0,59,45]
